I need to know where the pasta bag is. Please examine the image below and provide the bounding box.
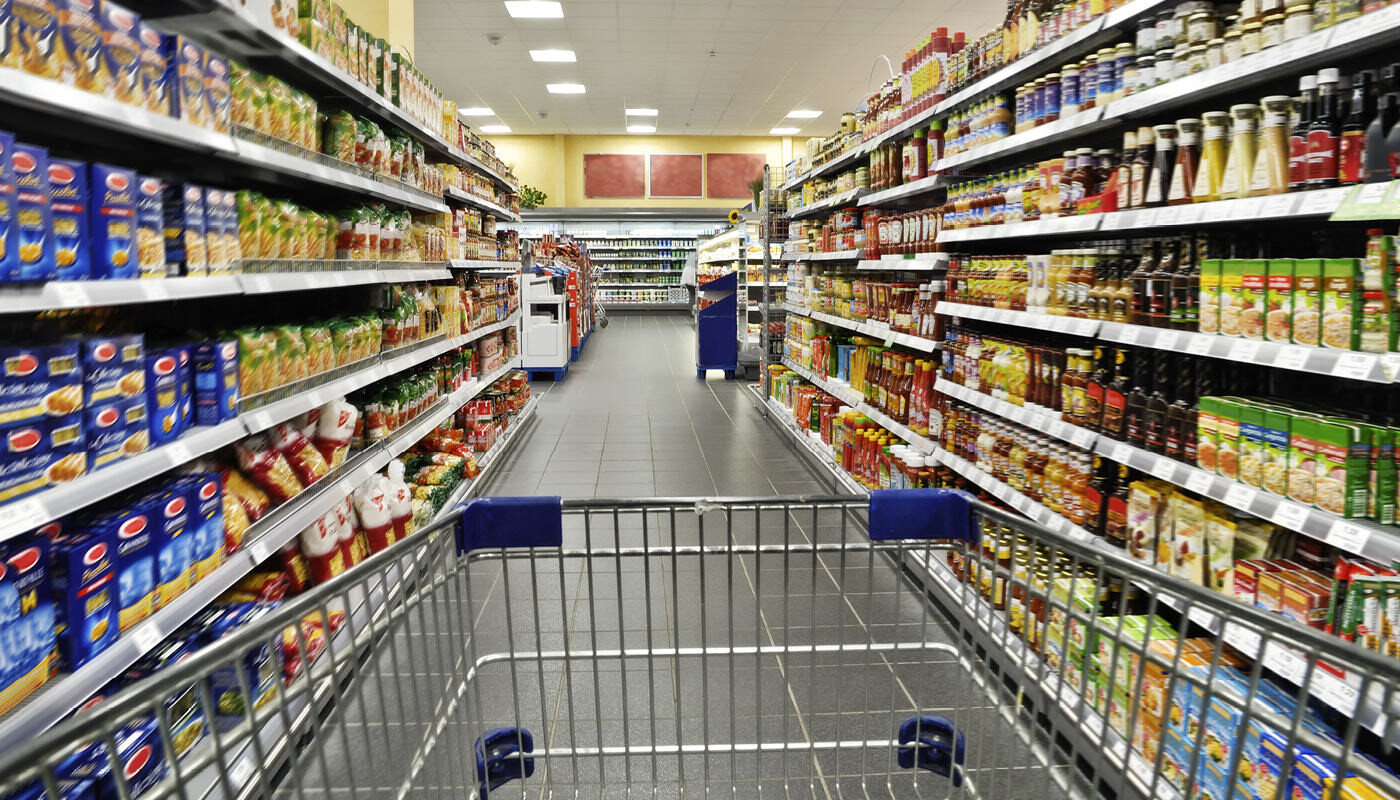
[221,466,270,521]
[384,460,415,543]
[235,434,306,505]
[352,479,395,554]
[314,400,358,469]
[269,422,330,485]
[298,510,346,585]
[333,496,366,567]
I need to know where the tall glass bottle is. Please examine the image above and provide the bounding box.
[1130,126,1155,208]
[1307,67,1342,187]
[1130,240,1156,325]
[1101,348,1130,439]
[1194,111,1230,202]
[1289,75,1318,190]
[1340,69,1377,185]
[1222,103,1260,199]
[1143,123,1179,207]
[1147,236,1177,328]
[1170,236,1199,331]
[1124,348,1152,448]
[1117,130,1137,210]
[1168,118,1201,205]
[1143,355,1171,454]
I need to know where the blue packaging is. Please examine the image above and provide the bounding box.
[162,183,205,276]
[76,719,167,800]
[193,339,239,424]
[0,131,19,283]
[135,175,165,278]
[49,528,118,668]
[84,399,128,471]
[11,143,56,283]
[99,1,143,107]
[89,502,155,631]
[197,602,278,718]
[0,417,83,503]
[78,333,144,406]
[136,22,168,116]
[161,34,206,128]
[143,348,182,445]
[123,638,205,758]
[0,342,82,428]
[176,345,192,430]
[0,535,57,718]
[204,53,229,134]
[88,163,137,280]
[143,482,193,608]
[179,473,223,580]
[47,158,89,281]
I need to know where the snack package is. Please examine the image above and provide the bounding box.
[221,482,250,555]
[297,508,345,585]
[351,478,393,554]
[234,434,305,505]
[268,422,330,486]
[383,461,414,543]
[313,399,357,468]
[277,542,309,593]
[221,466,269,521]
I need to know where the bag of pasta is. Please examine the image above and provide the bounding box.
[323,110,356,163]
[236,191,262,260]
[269,421,330,485]
[272,325,308,383]
[313,399,357,468]
[222,483,251,554]
[230,63,257,130]
[235,327,273,395]
[272,201,297,259]
[294,90,317,150]
[301,325,333,375]
[354,117,381,171]
[388,134,408,181]
[236,434,306,505]
[222,465,271,522]
[268,77,294,141]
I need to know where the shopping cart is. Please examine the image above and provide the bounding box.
[1,493,1396,800]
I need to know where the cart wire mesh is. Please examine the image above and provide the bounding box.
[1,492,1396,800]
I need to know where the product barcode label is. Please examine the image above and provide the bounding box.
[1273,346,1312,370]
[1225,483,1258,510]
[1271,502,1310,531]
[1330,352,1375,380]
[1325,519,1371,554]
[1185,471,1215,495]
[1229,339,1262,362]
[1186,335,1216,355]
[53,283,90,307]
[1150,459,1178,481]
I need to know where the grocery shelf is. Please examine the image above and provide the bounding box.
[937,214,1103,243]
[785,187,871,220]
[0,310,522,544]
[941,107,1111,173]
[857,254,948,271]
[600,302,690,310]
[599,267,683,273]
[444,185,522,221]
[585,245,696,251]
[785,250,865,262]
[229,133,449,214]
[779,357,937,454]
[934,449,1098,542]
[448,259,517,270]
[935,301,1102,336]
[590,256,687,263]
[750,387,869,497]
[781,303,940,353]
[598,283,681,288]
[428,393,540,526]
[857,174,952,207]
[936,378,1098,450]
[780,145,870,192]
[1094,438,1400,569]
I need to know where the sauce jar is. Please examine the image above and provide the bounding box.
[1240,20,1263,55]
[1205,37,1224,68]
[1187,10,1219,43]
[1187,43,1209,73]
[1136,18,1157,55]
[1261,12,1286,47]
[1172,42,1192,80]
[1062,63,1081,115]
[1114,43,1134,99]
[1135,55,1156,91]
[1043,73,1062,123]
[1097,47,1117,100]
[1154,47,1175,85]
[1121,58,1141,96]
[1222,29,1244,61]
[1155,11,1175,49]
[1284,1,1314,39]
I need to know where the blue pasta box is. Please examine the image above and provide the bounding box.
[194,339,238,424]
[88,163,137,280]
[12,0,59,82]
[197,602,278,718]
[204,53,229,134]
[162,183,206,276]
[99,1,143,107]
[143,348,182,445]
[0,536,57,718]
[177,473,223,580]
[143,481,193,608]
[88,502,155,631]
[0,342,83,427]
[218,189,239,267]
[55,0,104,92]
[1,420,55,503]
[161,34,206,128]
[0,0,11,67]
[176,344,192,429]
[11,142,56,283]
[77,333,143,405]
[136,21,168,116]
[84,399,127,471]
[123,638,205,758]
[0,131,18,283]
[135,175,165,278]
[82,719,168,800]
[47,158,90,282]
[49,527,118,668]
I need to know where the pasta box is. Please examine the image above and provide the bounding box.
[13,0,58,80]
[0,537,57,717]
[161,33,207,127]
[163,183,207,276]
[142,480,194,607]
[0,0,12,68]
[176,343,193,429]
[0,416,86,503]
[175,473,224,580]
[87,501,156,631]
[122,637,205,758]
[0,341,82,427]
[204,53,230,133]
[78,332,144,405]
[55,0,105,92]
[99,0,142,106]
[49,527,119,668]
[194,339,239,424]
[0,131,17,283]
[83,396,145,471]
[69,718,168,798]
[11,142,57,283]
[136,21,168,115]
[88,163,138,280]
[47,158,89,281]
[135,174,166,278]
[144,347,184,446]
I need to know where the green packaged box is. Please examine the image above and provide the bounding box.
[1238,403,1265,489]
[1364,425,1395,525]
[1241,259,1268,340]
[1199,259,1222,335]
[1291,258,1323,347]
[1197,397,1221,474]
[1313,418,1369,518]
[1260,408,1292,497]
[1213,397,1243,481]
[1265,259,1293,343]
[1219,259,1247,338]
[1321,258,1361,350]
[1288,416,1319,509]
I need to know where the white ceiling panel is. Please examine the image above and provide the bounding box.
[416,0,997,136]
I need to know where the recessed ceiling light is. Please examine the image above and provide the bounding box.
[458,107,494,116]
[481,124,512,133]
[530,49,576,62]
[627,124,656,133]
[626,108,659,116]
[786,109,822,119]
[770,127,801,135]
[504,1,562,18]
[547,83,586,94]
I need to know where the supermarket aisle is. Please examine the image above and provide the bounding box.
[481,313,830,498]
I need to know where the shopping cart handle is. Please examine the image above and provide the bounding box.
[457,496,565,553]
[868,489,978,545]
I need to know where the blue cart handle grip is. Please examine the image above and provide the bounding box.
[458,496,564,553]
[868,489,978,545]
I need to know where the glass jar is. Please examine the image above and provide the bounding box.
[1187,43,1209,73]
[1205,37,1224,68]
[1222,29,1244,62]
[1122,58,1141,96]
[1097,47,1117,100]
[1241,20,1263,54]
[1172,42,1192,80]
[1261,12,1286,47]
[1136,18,1157,55]
[1154,48,1175,85]
[1044,73,1062,123]
[1284,1,1313,39]
[1155,10,1175,49]
[1062,64,1082,115]
[1135,55,1155,91]
[1333,0,1360,22]
[1260,0,1286,13]
[1114,43,1134,100]
[1187,10,1219,43]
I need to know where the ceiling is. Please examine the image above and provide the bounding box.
[412,0,1004,137]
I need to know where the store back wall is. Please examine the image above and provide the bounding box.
[487,134,792,208]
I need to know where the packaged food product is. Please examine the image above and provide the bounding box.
[1217,258,1245,337]
[203,188,227,272]
[235,434,305,504]
[89,502,156,631]
[221,481,249,554]
[163,183,207,276]
[99,0,141,105]
[1321,258,1361,350]
[1288,416,1319,508]
[298,509,345,585]
[145,348,184,446]
[1167,493,1206,584]
[136,21,168,115]
[1203,504,1236,593]
[313,399,356,468]
[12,0,58,79]
[46,158,89,281]
[1126,480,1163,565]
[136,175,167,278]
[205,53,231,133]
[11,142,57,283]
[54,0,105,92]
[50,527,119,668]
[181,473,224,580]
[89,163,138,279]
[194,338,240,425]
[269,421,329,485]
[0,536,58,716]
[323,110,356,162]
[221,465,269,521]
[1291,258,1323,346]
[0,131,17,283]
[352,478,394,553]
[229,62,256,129]
[162,34,208,128]
[143,481,195,607]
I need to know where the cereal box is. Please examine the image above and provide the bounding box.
[161,33,207,127]
[1265,259,1293,343]
[50,527,118,668]
[204,52,230,133]
[193,339,239,424]
[137,21,169,115]
[1292,258,1324,346]
[47,158,89,281]
[1321,258,1361,350]
[13,0,59,80]
[77,332,144,405]
[1314,418,1369,518]
[98,0,142,105]
[1239,258,1267,339]
[163,183,207,275]
[0,131,18,283]
[55,0,105,92]
[0,536,57,716]
[12,142,57,283]
[88,162,137,279]
[136,174,166,278]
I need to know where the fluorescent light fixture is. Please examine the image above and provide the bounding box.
[626,108,659,116]
[504,0,562,18]
[458,107,495,116]
[770,127,801,135]
[547,83,586,94]
[481,124,512,133]
[529,49,576,62]
[627,124,656,133]
[786,109,822,119]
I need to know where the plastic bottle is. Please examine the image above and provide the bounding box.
[931,28,952,104]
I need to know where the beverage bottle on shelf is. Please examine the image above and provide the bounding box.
[1130,240,1156,325]
[1116,130,1137,210]
[1088,250,1112,320]
[1170,237,1199,331]
[1129,126,1155,208]
[1124,349,1151,449]
[1307,68,1342,187]
[1289,74,1318,190]
[1168,118,1201,205]
[1194,111,1230,202]
[1143,355,1170,455]
[1085,345,1109,431]
[1340,70,1377,184]
[1362,64,1400,182]
[1101,348,1130,439]
[1223,104,1261,199]
[1103,462,1131,548]
[1144,123,1179,207]
[1165,357,1196,463]
[1252,96,1293,196]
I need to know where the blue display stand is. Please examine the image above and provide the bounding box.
[696,272,738,379]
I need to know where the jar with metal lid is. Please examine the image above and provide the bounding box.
[1032,77,1047,126]
[1136,17,1157,55]
[1062,64,1082,115]
[1114,43,1134,100]
[1121,57,1142,96]
[1170,4,1196,44]
[1014,86,1028,132]
[1154,47,1175,85]
[1261,12,1286,47]
[1187,43,1209,73]
[1082,53,1099,109]
[1043,73,1062,123]
[1240,20,1263,54]
[1155,10,1175,49]
[1239,0,1262,24]
[1333,0,1360,23]
[1172,42,1192,81]
[1259,0,1285,13]
[1222,28,1244,61]
[1283,1,1313,39]
[1135,55,1155,92]
[1097,47,1117,100]
[1187,10,1219,43]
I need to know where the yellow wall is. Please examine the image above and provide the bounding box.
[338,0,416,58]
[486,134,794,208]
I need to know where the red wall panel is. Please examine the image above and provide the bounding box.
[648,154,704,198]
[706,153,767,198]
[583,153,646,198]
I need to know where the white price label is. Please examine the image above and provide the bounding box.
[884,336,895,348]
[144,282,170,301]
[52,283,91,307]
[245,412,273,431]
[165,441,193,467]
[1112,443,1134,464]
[1229,198,1263,220]
[1152,330,1180,350]
[1155,207,1180,226]
[1185,470,1215,494]
[331,272,349,286]
[1271,502,1311,531]
[1135,209,1159,227]
[1325,519,1371,554]
[1047,420,1066,439]
[1186,334,1216,355]
[1229,339,1262,362]
[1225,622,1262,656]
[130,622,162,653]
[1313,674,1360,714]
[1273,346,1312,371]
[1118,326,1140,345]
[1265,643,1309,684]
[1298,188,1344,215]
[1128,753,1155,786]
[1354,182,1392,206]
[229,759,255,788]
[1330,352,1375,380]
[0,497,49,536]
[1150,459,1178,481]
[1382,353,1400,382]
[1176,205,1203,225]
[1259,194,1297,218]
[1225,483,1258,510]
